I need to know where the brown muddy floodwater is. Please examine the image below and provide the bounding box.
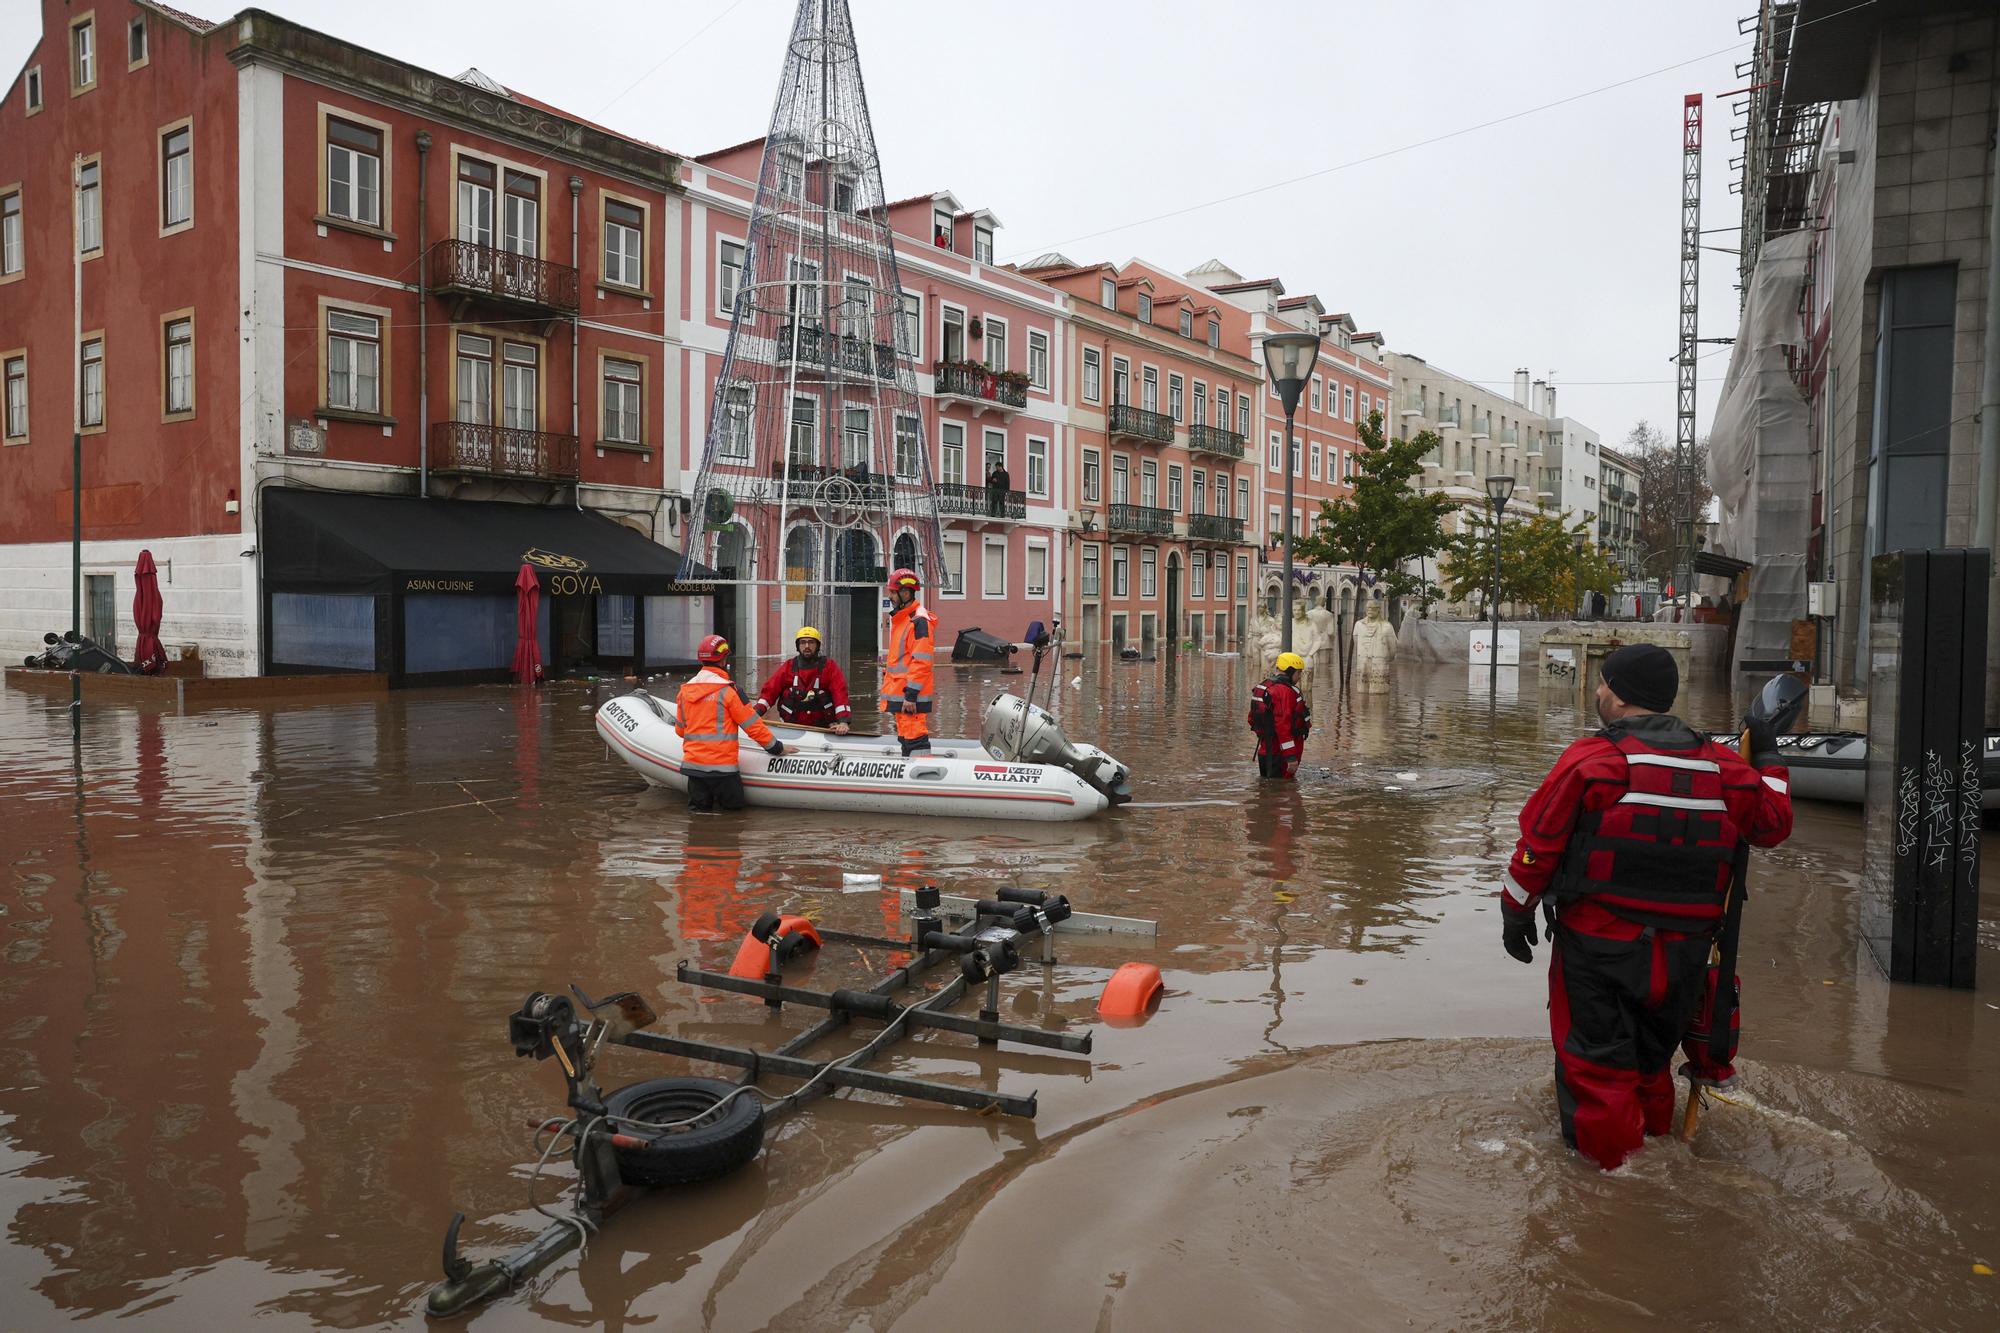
[2,654,1998,1331]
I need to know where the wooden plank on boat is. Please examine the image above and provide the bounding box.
[896,889,1156,941]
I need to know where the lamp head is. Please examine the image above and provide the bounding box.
[1261,331,1322,419]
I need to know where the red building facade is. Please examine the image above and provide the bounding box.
[1,1,690,677]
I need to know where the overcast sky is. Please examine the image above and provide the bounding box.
[5,0,1757,442]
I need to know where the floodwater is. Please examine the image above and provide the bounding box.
[2,653,1997,1332]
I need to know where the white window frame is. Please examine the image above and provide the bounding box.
[1179,309,1193,338]
[1081,346,1101,404]
[324,113,385,228]
[1141,366,1158,414]
[720,382,753,460]
[1268,432,1281,472]
[76,157,102,255]
[1026,435,1049,498]
[1237,478,1249,522]
[715,236,746,316]
[1167,464,1183,512]
[982,536,1007,598]
[1082,447,1101,502]
[982,427,1006,477]
[1027,329,1049,391]
[1137,293,1153,324]
[973,225,993,264]
[1237,555,1250,600]
[1310,443,1321,481]
[1191,553,1206,598]
[601,356,642,444]
[934,210,954,247]
[898,290,921,359]
[941,534,967,598]
[1192,381,1206,426]
[1207,319,1220,348]
[0,188,21,277]
[1081,544,1101,598]
[3,353,27,441]
[1169,372,1184,423]
[983,315,1007,371]
[1100,276,1116,308]
[940,303,967,362]
[1025,541,1049,598]
[894,411,921,479]
[71,15,96,93]
[940,420,966,485]
[1237,397,1250,436]
[326,309,382,414]
[1111,455,1129,505]
[1192,469,1206,516]
[1111,546,1130,597]
[1344,385,1355,420]
[1140,547,1158,599]
[80,335,104,428]
[163,314,193,417]
[160,120,194,233]
[1311,375,1322,412]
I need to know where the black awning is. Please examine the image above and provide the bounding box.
[263,488,714,596]
[1693,550,1753,579]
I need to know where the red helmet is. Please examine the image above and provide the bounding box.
[696,634,730,665]
[888,567,921,592]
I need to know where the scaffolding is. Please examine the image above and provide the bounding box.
[1733,0,1830,293]
[678,0,946,657]
[1675,94,1704,607]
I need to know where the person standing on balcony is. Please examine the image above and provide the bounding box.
[987,460,1010,517]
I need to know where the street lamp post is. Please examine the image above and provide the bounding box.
[1261,330,1322,654]
[1484,474,1515,698]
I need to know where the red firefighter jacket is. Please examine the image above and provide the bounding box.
[755,654,852,727]
[1502,713,1792,939]
[1247,676,1310,758]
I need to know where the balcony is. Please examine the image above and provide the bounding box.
[1187,423,1246,459]
[777,321,896,380]
[1106,502,1175,536]
[934,360,1028,412]
[762,459,896,504]
[1498,425,1519,445]
[935,480,1026,522]
[1187,513,1247,544]
[1399,393,1428,417]
[1622,490,1638,507]
[431,420,580,483]
[1436,405,1461,428]
[1106,402,1175,445]
[1469,415,1492,439]
[1606,483,1625,503]
[429,239,580,317]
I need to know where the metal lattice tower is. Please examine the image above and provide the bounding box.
[678,0,945,634]
[1675,93,1703,605]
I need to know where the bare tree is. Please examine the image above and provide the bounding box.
[1625,420,1712,573]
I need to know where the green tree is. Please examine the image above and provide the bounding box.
[1293,410,1459,603]
[1439,507,1617,618]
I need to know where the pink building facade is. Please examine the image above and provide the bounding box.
[680,145,1069,666]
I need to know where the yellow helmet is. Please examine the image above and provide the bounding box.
[1275,651,1305,672]
[795,626,822,644]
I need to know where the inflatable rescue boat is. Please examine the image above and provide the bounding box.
[1708,729,2000,808]
[596,690,1132,821]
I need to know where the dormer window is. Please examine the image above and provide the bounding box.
[1179,309,1193,339]
[1100,277,1115,309]
[973,225,992,264]
[1207,319,1220,348]
[1138,293,1153,323]
[933,210,953,248]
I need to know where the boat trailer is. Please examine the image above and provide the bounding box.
[424,885,1162,1318]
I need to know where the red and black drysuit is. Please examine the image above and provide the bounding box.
[754,654,852,729]
[1502,713,1792,1169]
[1248,675,1310,779]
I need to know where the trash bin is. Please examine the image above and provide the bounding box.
[951,628,1015,663]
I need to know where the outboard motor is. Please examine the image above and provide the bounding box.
[982,693,1132,806]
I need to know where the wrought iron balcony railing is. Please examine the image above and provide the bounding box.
[1106,402,1174,444]
[1187,513,1247,543]
[1186,423,1246,459]
[1107,502,1175,535]
[934,480,1026,520]
[431,420,580,483]
[935,361,1029,408]
[766,459,894,502]
[429,239,580,315]
[777,321,897,379]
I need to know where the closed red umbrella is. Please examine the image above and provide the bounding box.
[512,563,543,684]
[132,549,165,674]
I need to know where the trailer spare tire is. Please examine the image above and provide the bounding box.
[601,1077,764,1187]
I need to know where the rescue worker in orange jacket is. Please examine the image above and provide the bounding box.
[754,626,851,732]
[1500,643,1792,1170]
[881,567,937,757]
[675,634,794,812]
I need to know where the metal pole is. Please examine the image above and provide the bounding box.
[70,153,83,740]
[1280,409,1296,653]
[416,131,430,498]
[1488,498,1502,699]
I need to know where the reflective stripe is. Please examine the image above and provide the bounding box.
[682,732,734,744]
[1763,774,1788,794]
[1615,792,1728,812]
[1503,869,1531,905]
[1625,753,1721,773]
[681,761,739,773]
[910,651,934,662]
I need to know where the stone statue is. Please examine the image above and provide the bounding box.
[1351,598,1397,692]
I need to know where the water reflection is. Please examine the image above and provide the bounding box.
[0,657,1995,1328]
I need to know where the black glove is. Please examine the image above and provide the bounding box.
[1745,715,1781,769]
[1502,912,1539,965]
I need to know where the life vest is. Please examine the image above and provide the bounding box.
[676,668,771,774]
[1247,677,1308,751]
[778,657,835,721]
[1551,727,1744,931]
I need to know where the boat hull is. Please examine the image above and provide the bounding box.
[596,692,1116,821]
[1710,731,2000,809]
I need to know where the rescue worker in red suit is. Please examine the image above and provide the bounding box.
[1248,651,1311,779]
[753,626,851,732]
[675,634,795,813]
[882,567,937,757]
[1501,643,1792,1169]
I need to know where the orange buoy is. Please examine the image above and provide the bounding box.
[726,913,823,980]
[1096,962,1163,1025]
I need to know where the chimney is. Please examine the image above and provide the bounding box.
[1532,379,1547,416]
[1513,369,1530,406]
[1543,383,1558,418]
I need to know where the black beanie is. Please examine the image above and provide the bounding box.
[1601,643,1678,712]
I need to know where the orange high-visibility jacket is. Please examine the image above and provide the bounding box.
[881,599,937,716]
[676,667,777,773]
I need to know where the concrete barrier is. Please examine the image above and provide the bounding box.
[1397,618,1728,674]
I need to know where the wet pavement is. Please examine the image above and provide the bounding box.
[2,654,1997,1330]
